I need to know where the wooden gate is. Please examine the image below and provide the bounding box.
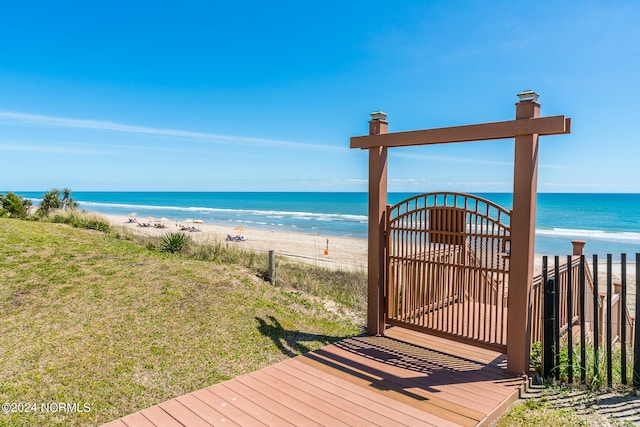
[386,192,511,351]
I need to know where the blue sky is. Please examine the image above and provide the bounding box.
[1,1,639,192]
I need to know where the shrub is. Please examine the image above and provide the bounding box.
[160,232,191,253]
[50,212,112,233]
[0,192,32,219]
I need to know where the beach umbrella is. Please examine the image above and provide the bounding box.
[193,219,204,224]
[185,219,193,223]
[128,212,137,217]
[160,217,169,222]
[233,226,245,231]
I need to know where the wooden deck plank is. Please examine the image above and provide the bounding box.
[209,382,296,427]
[158,399,213,427]
[101,420,128,427]
[137,406,183,427]
[297,351,473,427]
[222,376,324,427]
[384,327,506,365]
[334,336,522,398]
[239,373,352,427]
[324,340,514,410]
[341,334,507,377]
[272,362,405,427]
[104,326,526,427]
[284,359,439,427]
[331,338,520,394]
[119,411,161,427]
[385,326,507,366]
[306,348,484,425]
[175,393,241,427]
[193,388,267,427]
[257,366,382,427]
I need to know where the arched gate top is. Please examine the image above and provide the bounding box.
[388,192,511,227]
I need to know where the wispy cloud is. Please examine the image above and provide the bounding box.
[390,151,569,170]
[0,111,343,152]
[0,142,120,155]
[391,151,513,166]
[0,139,216,156]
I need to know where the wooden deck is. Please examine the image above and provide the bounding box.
[102,327,527,427]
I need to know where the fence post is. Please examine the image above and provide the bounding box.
[579,255,586,384]
[566,255,573,384]
[606,254,613,389]
[268,250,276,285]
[572,240,586,256]
[593,255,600,382]
[553,256,561,381]
[634,253,640,388]
[543,256,557,380]
[621,253,627,386]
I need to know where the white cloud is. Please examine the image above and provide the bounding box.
[0,111,343,152]
[0,142,119,155]
[0,139,215,156]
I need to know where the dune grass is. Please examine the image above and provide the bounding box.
[110,220,368,315]
[0,217,362,426]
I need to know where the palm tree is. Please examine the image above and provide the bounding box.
[61,188,77,210]
[36,189,61,217]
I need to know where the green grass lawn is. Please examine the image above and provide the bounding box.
[0,218,361,426]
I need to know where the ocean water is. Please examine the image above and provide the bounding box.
[16,191,640,258]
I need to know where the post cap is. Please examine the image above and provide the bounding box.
[370,111,388,121]
[517,90,539,102]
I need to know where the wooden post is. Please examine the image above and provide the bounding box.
[367,111,388,336]
[268,250,276,285]
[507,90,540,374]
[572,240,586,256]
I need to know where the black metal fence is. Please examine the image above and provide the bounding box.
[541,253,639,388]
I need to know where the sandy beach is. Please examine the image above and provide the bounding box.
[102,213,368,272]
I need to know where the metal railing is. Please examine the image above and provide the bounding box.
[540,252,638,388]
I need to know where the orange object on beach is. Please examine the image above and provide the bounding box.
[324,239,329,255]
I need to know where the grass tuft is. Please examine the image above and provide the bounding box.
[48,211,112,233]
[159,232,191,253]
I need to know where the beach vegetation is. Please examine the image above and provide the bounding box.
[495,388,590,427]
[0,191,32,219]
[49,211,112,233]
[159,232,191,253]
[0,217,360,426]
[35,187,78,217]
[116,229,368,313]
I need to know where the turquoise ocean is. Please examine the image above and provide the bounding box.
[16,192,640,258]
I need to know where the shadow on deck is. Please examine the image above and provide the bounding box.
[103,326,527,427]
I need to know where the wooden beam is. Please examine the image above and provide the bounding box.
[350,115,570,149]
